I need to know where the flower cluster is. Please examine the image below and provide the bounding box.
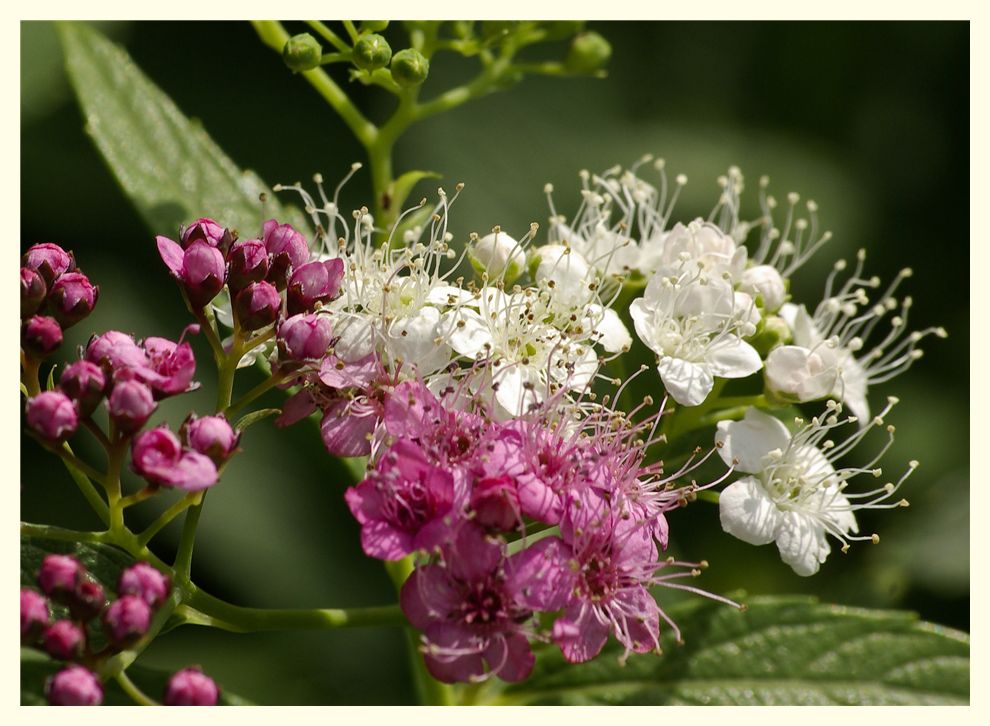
[21,243,99,361]
[346,377,735,682]
[22,555,218,706]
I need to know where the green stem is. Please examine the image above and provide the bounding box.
[173,493,205,584]
[696,490,721,504]
[225,371,286,417]
[21,522,108,544]
[44,442,108,488]
[305,20,351,52]
[115,670,157,706]
[180,587,405,632]
[106,440,128,533]
[21,353,41,397]
[58,443,111,525]
[137,493,196,546]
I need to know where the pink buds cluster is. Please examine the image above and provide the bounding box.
[130,414,239,492]
[21,242,99,361]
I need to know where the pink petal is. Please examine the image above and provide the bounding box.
[156,236,184,278]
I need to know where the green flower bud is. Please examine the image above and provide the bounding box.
[565,31,612,74]
[353,33,392,71]
[282,33,323,73]
[391,49,430,88]
[750,314,792,358]
[360,21,389,33]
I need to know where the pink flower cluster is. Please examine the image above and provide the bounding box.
[21,242,99,360]
[345,380,725,683]
[23,555,215,705]
[156,217,343,341]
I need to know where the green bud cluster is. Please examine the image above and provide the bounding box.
[282,33,322,73]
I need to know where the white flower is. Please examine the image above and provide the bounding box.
[765,253,946,421]
[469,227,527,283]
[715,400,913,576]
[739,264,787,312]
[630,268,762,406]
[650,220,748,281]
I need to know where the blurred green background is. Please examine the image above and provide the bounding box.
[21,21,969,704]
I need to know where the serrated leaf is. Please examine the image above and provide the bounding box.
[21,649,252,705]
[234,408,280,431]
[491,596,969,705]
[58,22,309,239]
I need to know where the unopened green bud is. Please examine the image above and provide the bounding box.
[750,314,792,358]
[391,49,430,88]
[282,33,322,73]
[353,34,392,70]
[360,21,389,33]
[565,31,612,74]
[543,20,585,40]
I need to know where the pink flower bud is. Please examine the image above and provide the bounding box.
[21,315,63,359]
[107,379,156,434]
[68,577,106,622]
[470,475,521,532]
[118,563,171,609]
[180,217,227,251]
[86,330,149,372]
[103,595,151,649]
[48,271,99,328]
[21,588,50,643]
[182,414,239,466]
[263,219,309,288]
[181,241,226,308]
[38,554,83,599]
[60,360,107,417]
[141,332,198,398]
[47,665,103,706]
[164,668,219,706]
[278,313,333,361]
[227,238,270,291]
[26,391,78,442]
[131,426,219,491]
[286,258,344,315]
[23,242,73,286]
[42,620,85,660]
[20,267,47,318]
[234,280,281,331]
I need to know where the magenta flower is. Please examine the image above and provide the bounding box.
[23,242,73,286]
[60,360,107,417]
[228,238,270,291]
[181,414,239,466]
[38,554,83,599]
[400,524,535,683]
[131,426,218,491]
[21,589,50,643]
[164,667,219,706]
[118,563,171,608]
[48,271,99,328]
[103,595,152,648]
[107,379,156,434]
[20,266,47,318]
[263,219,309,287]
[234,280,281,331]
[139,329,199,398]
[68,578,106,622]
[42,620,86,660]
[277,313,333,361]
[25,391,78,442]
[180,217,227,250]
[47,666,103,706]
[345,438,459,560]
[86,330,150,371]
[157,236,226,308]
[21,315,63,359]
[286,258,345,315]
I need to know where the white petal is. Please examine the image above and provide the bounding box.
[706,336,763,378]
[715,408,792,473]
[629,298,662,355]
[440,308,492,357]
[332,312,376,362]
[425,285,475,307]
[494,365,544,416]
[589,306,632,353]
[764,345,837,401]
[834,354,871,422]
[719,476,781,546]
[657,356,714,406]
[775,511,830,576]
[385,307,448,374]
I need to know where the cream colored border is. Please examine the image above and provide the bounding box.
[4,1,982,723]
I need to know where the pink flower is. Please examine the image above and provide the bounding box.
[164,667,219,706]
[181,414,239,466]
[59,360,107,417]
[345,438,459,560]
[21,589,50,643]
[38,554,83,599]
[139,329,199,398]
[286,258,344,315]
[180,217,227,250]
[25,391,78,442]
[157,236,227,308]
[107,379,156,434]
[86,330,150,371]
[48,271,99,328]
[234,280,281,331]
[20,266,47,318]
[227,238,270,291]
[23,242,73,286]
[263,219,309,288]
[131,426,218,491]
[118,562,171,608]
[103,595,152,648]
[277,313,333,361]
[400,524,535,683]
[42,620,86,660]
[21,315,62,359]
[68,578,106,622]
[47,666,103,706]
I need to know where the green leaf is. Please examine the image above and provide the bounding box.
[234,408,281,431]
[58,22,309,238]
[21,535,134,592]
[21,649,253,705]
[390,169,441,212]
[491,596,969,705]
